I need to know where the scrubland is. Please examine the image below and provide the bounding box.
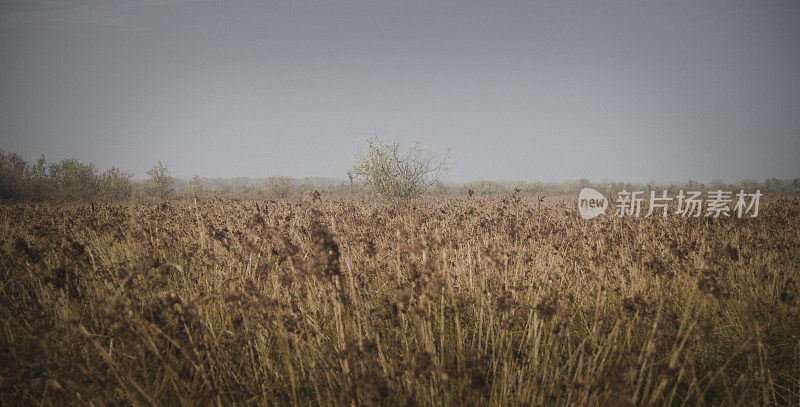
[1,195,799,405]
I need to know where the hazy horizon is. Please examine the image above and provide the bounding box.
[2,0,799,183]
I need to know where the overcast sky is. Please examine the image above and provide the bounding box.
[1,0,798,182]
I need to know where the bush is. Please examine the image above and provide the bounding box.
[101,167,135,200]
[145,161,174,199]
[350,137,449,199]
[0,151,30,200]
[265,176,295,198]
[188,174,205,197]
[0,151,140,201]
[49,158,101,200]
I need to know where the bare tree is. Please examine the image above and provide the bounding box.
[351,137,449,199]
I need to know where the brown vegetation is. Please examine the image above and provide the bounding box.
[1,195,799,405]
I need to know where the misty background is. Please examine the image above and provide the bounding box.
[1,0,798,183]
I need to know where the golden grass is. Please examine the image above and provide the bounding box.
[1,195,799,405]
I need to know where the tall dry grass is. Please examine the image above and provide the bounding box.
[1,195,799,405]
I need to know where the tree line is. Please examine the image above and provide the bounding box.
[0,151,172,201]
[2,148,798,202]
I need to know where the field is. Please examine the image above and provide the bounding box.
[1,195,799,405]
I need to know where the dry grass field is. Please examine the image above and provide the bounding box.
[1,195,799,405]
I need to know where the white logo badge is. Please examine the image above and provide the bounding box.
[578,188,607,219]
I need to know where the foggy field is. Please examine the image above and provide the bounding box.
[2,195,799,405]
[3,0,800,405]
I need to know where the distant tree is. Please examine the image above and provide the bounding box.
[265,176,295,198]
[764,178,782,193]
[49,158,101,200]
[0,151,29,200]
[429,180,450,194]
[145,161,174,198]
[709,178,727,191]
[734,178,760,193]
[350,137,449,199]
[101,167,134,200]
[27,155,52,199]
[188,174,205,197]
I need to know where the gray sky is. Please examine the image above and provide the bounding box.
[1,0,799,183]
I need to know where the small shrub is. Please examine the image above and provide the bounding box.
[350,137,449,199]
[188,174,205,197]
[145,161,174,198]
[101,167,134,200]
[265,176,295,198]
